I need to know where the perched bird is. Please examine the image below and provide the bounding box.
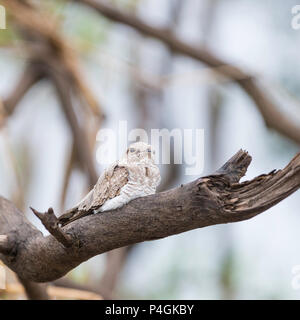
[58,142,161,226]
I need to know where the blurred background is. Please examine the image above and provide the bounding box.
[1,0,300,299]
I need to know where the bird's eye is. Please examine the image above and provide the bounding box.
[147,148,151,153]
[129,148,135,153]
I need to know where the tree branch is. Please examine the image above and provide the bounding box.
[49,65,99,186]
[52,277,105,299]
[73,0,300,145]
[98,246,132,299]
[0,150,299,282]
[2,0,103,121]
[17,277,49,300]
[2,63,42,116]
[30,207,73,248]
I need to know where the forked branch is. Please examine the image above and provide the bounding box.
[0,150,299,282]
[30,207,73,248]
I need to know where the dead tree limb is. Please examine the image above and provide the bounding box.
[0,150,300,282]
[30,207,73,248]
[73,0,300,145]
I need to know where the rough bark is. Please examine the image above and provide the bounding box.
[0,150,300,282]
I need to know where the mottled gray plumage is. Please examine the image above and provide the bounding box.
[59,142,161,226]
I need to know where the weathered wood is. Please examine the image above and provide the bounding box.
[0,150,300,282]
[30,207,73,248]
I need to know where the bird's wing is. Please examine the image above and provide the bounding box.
[58,164,129,226]
[80,163,129,210]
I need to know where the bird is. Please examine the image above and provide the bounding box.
[58,142,161,226]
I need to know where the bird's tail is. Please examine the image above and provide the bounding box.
[58,206,84,227]
[58,189,95,226]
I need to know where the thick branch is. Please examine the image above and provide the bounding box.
[0,150,300,282]
[73,0,300,145]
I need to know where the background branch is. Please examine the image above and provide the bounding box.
[17,277,49,300]
[2,63,42,117]
[0,0,103,297]
[7,280,102,300]
[73,0,300,145]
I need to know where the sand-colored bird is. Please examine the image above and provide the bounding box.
[59,142,161,226]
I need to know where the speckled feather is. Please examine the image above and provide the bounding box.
[59,142,161,226]
[59,164,129,225]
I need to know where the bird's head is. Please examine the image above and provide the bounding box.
[123,142,155,164]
